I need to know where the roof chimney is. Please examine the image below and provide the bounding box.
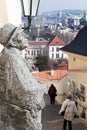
[50,70,54,76]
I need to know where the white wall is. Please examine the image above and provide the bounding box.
[0,0,22,27]
[49,46,68,60]
[0,0,8,27]
[56,76,68,104]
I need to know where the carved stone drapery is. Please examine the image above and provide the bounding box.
[0,23,45,130]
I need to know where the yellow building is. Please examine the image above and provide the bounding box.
[61,26,87,123]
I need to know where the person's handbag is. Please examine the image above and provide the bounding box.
[61,110,65,116]
[60,105,67,116]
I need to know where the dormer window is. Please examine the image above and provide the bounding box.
[73,57,76,61]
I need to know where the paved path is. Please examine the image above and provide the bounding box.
[41,94,87,130]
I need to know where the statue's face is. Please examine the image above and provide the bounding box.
[11,30,28,49]
[7,29,29,50]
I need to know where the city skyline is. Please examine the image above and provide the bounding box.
[38,0,87,13]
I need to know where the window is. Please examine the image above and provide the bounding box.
[52,47,54,52]
[31,50,33,55]
[52,53,54,59]
[56,53,59,58]
[37,50,39,55]
[34,50,36,56]
[56,47,59,52]
[73,57,76,61]
[62,53,63,58]
[40,50,42,54]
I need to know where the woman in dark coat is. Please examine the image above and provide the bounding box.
[48,84,57,104]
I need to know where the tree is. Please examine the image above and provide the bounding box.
[34,55,51,71]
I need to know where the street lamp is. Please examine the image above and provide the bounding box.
[21,0,40,31]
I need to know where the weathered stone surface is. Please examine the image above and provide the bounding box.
[0,23,28,49]
[0,23,16,45]
[0,24,45,130]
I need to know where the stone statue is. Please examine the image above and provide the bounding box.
[0,23,45,130]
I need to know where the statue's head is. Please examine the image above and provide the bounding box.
[0,23,29,50]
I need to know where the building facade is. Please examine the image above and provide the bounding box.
[28,34,68,60]
[61,26,87,123]
[28,40,48,59]
[32,69,68,104]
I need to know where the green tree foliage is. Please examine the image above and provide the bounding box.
[34,55,51,71]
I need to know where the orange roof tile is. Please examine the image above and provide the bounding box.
[44,33,65,46]
[28,41,48,45]
[49,36,65,46]
[32,70,67,81]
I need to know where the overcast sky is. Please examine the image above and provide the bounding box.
[38,0,87,12]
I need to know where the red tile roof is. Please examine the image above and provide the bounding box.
[28,33,65,46]
[44,33,65,46]
[32,70,67,81]
[28,41,48,45]
[49,36,65,46]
